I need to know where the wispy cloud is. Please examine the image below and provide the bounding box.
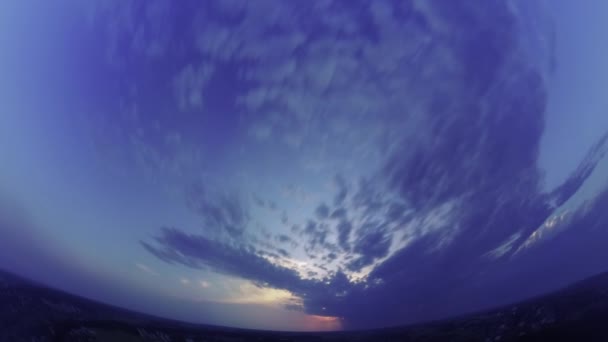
[185,183,250,239]
[141,227,307,291]
[173,63,214,112]
[135,262,159,276]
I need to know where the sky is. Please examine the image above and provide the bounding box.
[0,0,607,332]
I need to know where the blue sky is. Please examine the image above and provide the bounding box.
[538,0,608,190]
[1,0,607,331]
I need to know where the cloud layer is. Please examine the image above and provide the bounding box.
[82,0,608,329]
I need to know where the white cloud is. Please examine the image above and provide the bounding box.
[484,231,522,259]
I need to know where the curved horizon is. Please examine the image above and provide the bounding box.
[1,0,607,332]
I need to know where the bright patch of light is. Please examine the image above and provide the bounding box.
[221,282,298,306]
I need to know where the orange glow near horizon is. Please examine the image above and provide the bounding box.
[300,314,343,331]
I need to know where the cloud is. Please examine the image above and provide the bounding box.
[143,226,367,320]
[385,203,408,223]
[142,227,364,316]
[130,0,608,330]
[135,263,159,276]
[277,248,290,258]
[251,193,266,208]
[508,187,608,294]
[347,226,392,272]
[249,123,273,141]
[185,183,250,238]
[336,220,352,252]
[315,203,330,220]
[329,208,347,220]
[351,178,387,220]
[275,234,291,244]
[87,0,176,65]
[275,234,297,248]
[303,221,329,251]
[141,227,305,291]
[268,201,277,211]
[483,232,523,259]
[312,27,559,326]
[548,132,608,207]
[173,63,213,112]
[280,211,289,225]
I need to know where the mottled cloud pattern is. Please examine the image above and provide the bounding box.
[83,0,608,329]
[141,227,304,291]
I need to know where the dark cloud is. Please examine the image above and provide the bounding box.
[275,234,292,244]
[336,220,352,252]
[330,208,347,220]
[185,183,249,238]
[383,66,548,259]
[141,227,303,290]
[277,248,290,258]
[254,237,293,260]
[326,253,337,261]
[306,252,317,260]
[304,220,317,235]
[315,203,330,220]
[331,54,555,327]
[308,228,328,251]
[301,221,338,256]
[347,227,392,272]
[312,22,608,330]
[303,1,601,328]
[351,178,386,219]
[385,203,407,223]
[280,210,289,225]
[290,224,301,234]
[142,227,371,317]
[140,1,608,331]
[284,298,305,312]
[145,178,608,328]
[333,174,348,206]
